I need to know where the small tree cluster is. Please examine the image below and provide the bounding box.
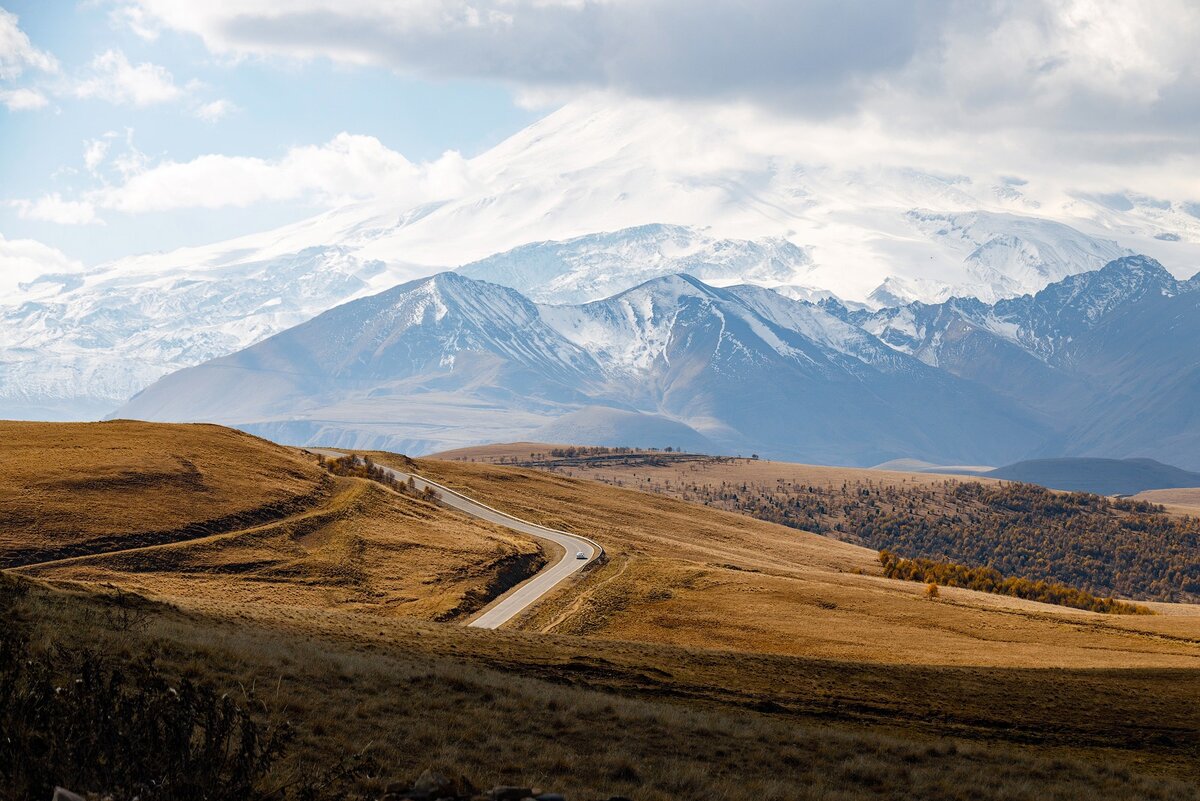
[319,454,440,502]
[879,550,1153,615]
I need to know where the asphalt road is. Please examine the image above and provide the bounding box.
[309,449,601,629]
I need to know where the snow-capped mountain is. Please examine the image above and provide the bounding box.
[114,272,1044,465]
[0,244,409,419]
[836,256,1200,468]
[458,223,818,304]
[856,255,1187,366]
[6,98,1200,420]
[894,210,1133,304]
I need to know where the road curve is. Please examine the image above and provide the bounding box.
[308,449,602,629]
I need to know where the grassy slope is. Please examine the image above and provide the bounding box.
[1135,487,1200,514]
[406,454,1200,668]
[6,426,1200,798]
[6,421,545,623]
[9,575,1200,801]
[0,420,326,565]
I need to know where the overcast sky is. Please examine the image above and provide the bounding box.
[3,0,1199,268]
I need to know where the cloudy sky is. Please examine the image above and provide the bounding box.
[3,0,1199,268]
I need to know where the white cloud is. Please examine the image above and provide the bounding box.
[0,8,57,112]
[193,98,234,122]
[83,137,112,173]
[74,49,182,107]
[0,8,58,80]
[0,232,84,292]
[12,194,100,225]
[0,86,47,110]
[83,132,470,213]
[109,4,161,41]
[124,0,1200,157]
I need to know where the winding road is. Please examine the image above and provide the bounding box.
[309,449,602,629]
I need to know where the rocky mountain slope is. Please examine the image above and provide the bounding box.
[117,255,1200,468]
[115,272,1044,465]
[840,256,1200,468]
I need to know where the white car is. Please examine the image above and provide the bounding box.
[576,551,588,559]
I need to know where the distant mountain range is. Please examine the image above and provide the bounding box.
[115,272,1044,464]
[835,255,1200,469]
[116,255,1200,468]
[984,458,1200,496]
[7,99,1200,420]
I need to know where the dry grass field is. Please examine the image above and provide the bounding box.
[6,425,1200,799]
[4,421,547,623]
[1135,487,1200,514]
[8,574,1200,801]
[0,420,327,566]
[406,451,1200,668]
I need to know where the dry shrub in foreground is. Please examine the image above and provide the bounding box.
[6,574,1200,801]
[0,579,317,801]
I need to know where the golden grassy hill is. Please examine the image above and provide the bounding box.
[1135,486,1200,514]
[4,421,546,623]
[399,452,1200,669]
[0,420,326,566]
[6,425,1200,798]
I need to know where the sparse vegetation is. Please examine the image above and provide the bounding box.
[0,576,300,801]
[5,573,1200,801]
[321,453,405,491]
[880,550,1153,614]
[479,449,1200,602]
[8,428,1200,800]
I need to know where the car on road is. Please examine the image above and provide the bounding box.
[576,551,587,559]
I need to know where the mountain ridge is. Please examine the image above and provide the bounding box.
[114,270,1046,465]
[6,98,1200,419]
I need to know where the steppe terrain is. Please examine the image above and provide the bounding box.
[3,421,546,622]
[1135,487,1200,514]
[406,452,1200,667]
[6,424,1200,800]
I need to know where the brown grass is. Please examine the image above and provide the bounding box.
[6,422,547,624]
[398,454,1200,668]
[1135,487,1200,514]
[0,420,326,566]
[10,575,1200,801]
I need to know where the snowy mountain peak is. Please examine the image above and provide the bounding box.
[117,270,1045,466]
[862,255,1187,369]
[458,223,814,305]
[7,98,1200,420]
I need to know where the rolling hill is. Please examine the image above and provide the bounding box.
[8,421,1200,799]
[986,457,1200,495]
[2,420,547,622]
